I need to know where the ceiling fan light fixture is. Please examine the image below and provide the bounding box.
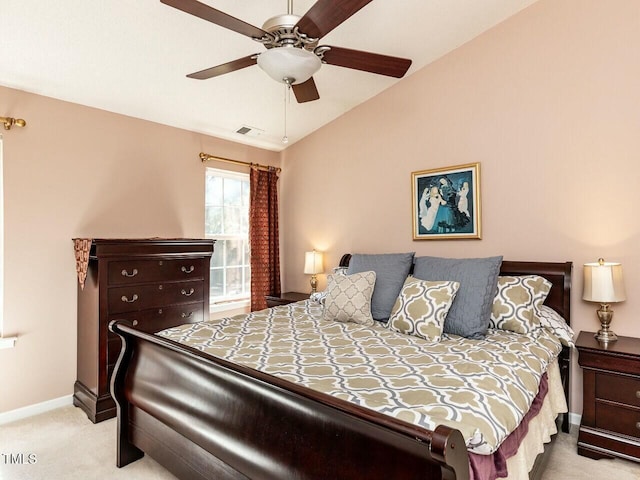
[257,47,321,85]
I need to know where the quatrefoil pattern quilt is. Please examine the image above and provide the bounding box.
[159,300,562,454]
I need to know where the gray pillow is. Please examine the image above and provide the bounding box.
[412,255,503,339]
[347,252,415,321]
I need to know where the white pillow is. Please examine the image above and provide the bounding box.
[538,305,575,347]
[387,277,460,342]
[323,271,376,325]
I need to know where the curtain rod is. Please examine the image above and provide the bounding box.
[199,152,281,173]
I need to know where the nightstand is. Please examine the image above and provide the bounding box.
[576,331,640,462]
[265,291,310,308]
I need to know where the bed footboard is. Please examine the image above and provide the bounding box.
[109,321,470,480]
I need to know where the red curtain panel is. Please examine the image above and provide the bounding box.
[249,167,281,310]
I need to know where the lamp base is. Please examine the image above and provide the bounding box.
[594,303,617,343]
[309,274,318,294]
[595,329,618,343]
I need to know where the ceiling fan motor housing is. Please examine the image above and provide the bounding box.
[259,14,319,50]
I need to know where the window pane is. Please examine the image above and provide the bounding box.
[205,206,223,235]
[242,180,250,206]
[210,239,224,267]
[226,267,243,296]
[243,241,250,266]
[210,268,224,297]
[223,206,242,235]
[224,178,242,206]
[240,208,249,235]
[225,239,243,266]
[205,175,223,206]
[243,266,250,293]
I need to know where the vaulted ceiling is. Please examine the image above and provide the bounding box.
[1,0,538,151]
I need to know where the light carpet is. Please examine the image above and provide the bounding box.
[1,406,640,479]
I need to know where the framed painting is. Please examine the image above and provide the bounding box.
[412,163,481,240]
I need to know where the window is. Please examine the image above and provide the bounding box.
[205,168,250,307]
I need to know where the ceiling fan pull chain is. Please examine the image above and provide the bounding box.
[282,82,290,144]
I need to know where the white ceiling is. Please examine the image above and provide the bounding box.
[0,0,538,151]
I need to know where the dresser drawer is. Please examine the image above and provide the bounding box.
[107,302,205,364]
[108,258,206,285]
[596,402,640,438]
[108,280,204,314]
[596,372,640,407]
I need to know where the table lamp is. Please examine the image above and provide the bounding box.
[583,258,626,342]
[304,250,324,293]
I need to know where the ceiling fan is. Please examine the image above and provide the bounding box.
[161,0,412,103]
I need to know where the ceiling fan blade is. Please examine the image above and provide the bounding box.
[292,78,320,103]
[321,46,412,78]
[296,0,373,39]
[187,54,258,80]
[161,0,268,39]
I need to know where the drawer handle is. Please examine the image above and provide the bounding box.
[121,294,139,303]
[121,268,138,278]
[636,391,640,399]
[181,288,195,297]
[132,320,139,327]
[181,311,194,319]
[181,265,195,274]
[636,422,640,430]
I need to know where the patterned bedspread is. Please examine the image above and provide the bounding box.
[158,300,563,454]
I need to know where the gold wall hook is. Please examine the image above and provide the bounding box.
[0,116,27,130]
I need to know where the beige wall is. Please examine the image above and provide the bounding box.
[280,0,640,415]
[2,0,639,419]
[0,86,279,413]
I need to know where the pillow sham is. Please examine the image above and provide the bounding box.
[412,255,502,339]
[490,275,552,334]
[387,277,460,342]
[346,252,414,322]
[310,290,328,305]
[323,271,376,326]
[538,305,576,347]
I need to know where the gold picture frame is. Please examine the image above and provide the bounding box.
[412,162,481,240]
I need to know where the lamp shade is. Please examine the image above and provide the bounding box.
[304,251,324,275]
[583,260,626,303]
[257,47,321,85]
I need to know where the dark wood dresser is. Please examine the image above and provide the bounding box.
[577,330,640,462]
[73,238,214,423]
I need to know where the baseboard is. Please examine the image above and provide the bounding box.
[569,412,581,427]
[0,395,73,425]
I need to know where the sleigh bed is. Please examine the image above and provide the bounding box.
[109,258,572,480]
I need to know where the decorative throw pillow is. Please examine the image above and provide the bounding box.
[412,255,502,339]
[538,305,576,347]
[387,277,460,342]
[346,252,415,322]
[323,271,376,325]
[490,275,552,334]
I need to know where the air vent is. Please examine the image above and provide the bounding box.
[236,125,264,137]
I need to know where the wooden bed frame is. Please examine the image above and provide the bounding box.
[109,259,572,480]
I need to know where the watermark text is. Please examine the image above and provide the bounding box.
[1,453,38,464]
